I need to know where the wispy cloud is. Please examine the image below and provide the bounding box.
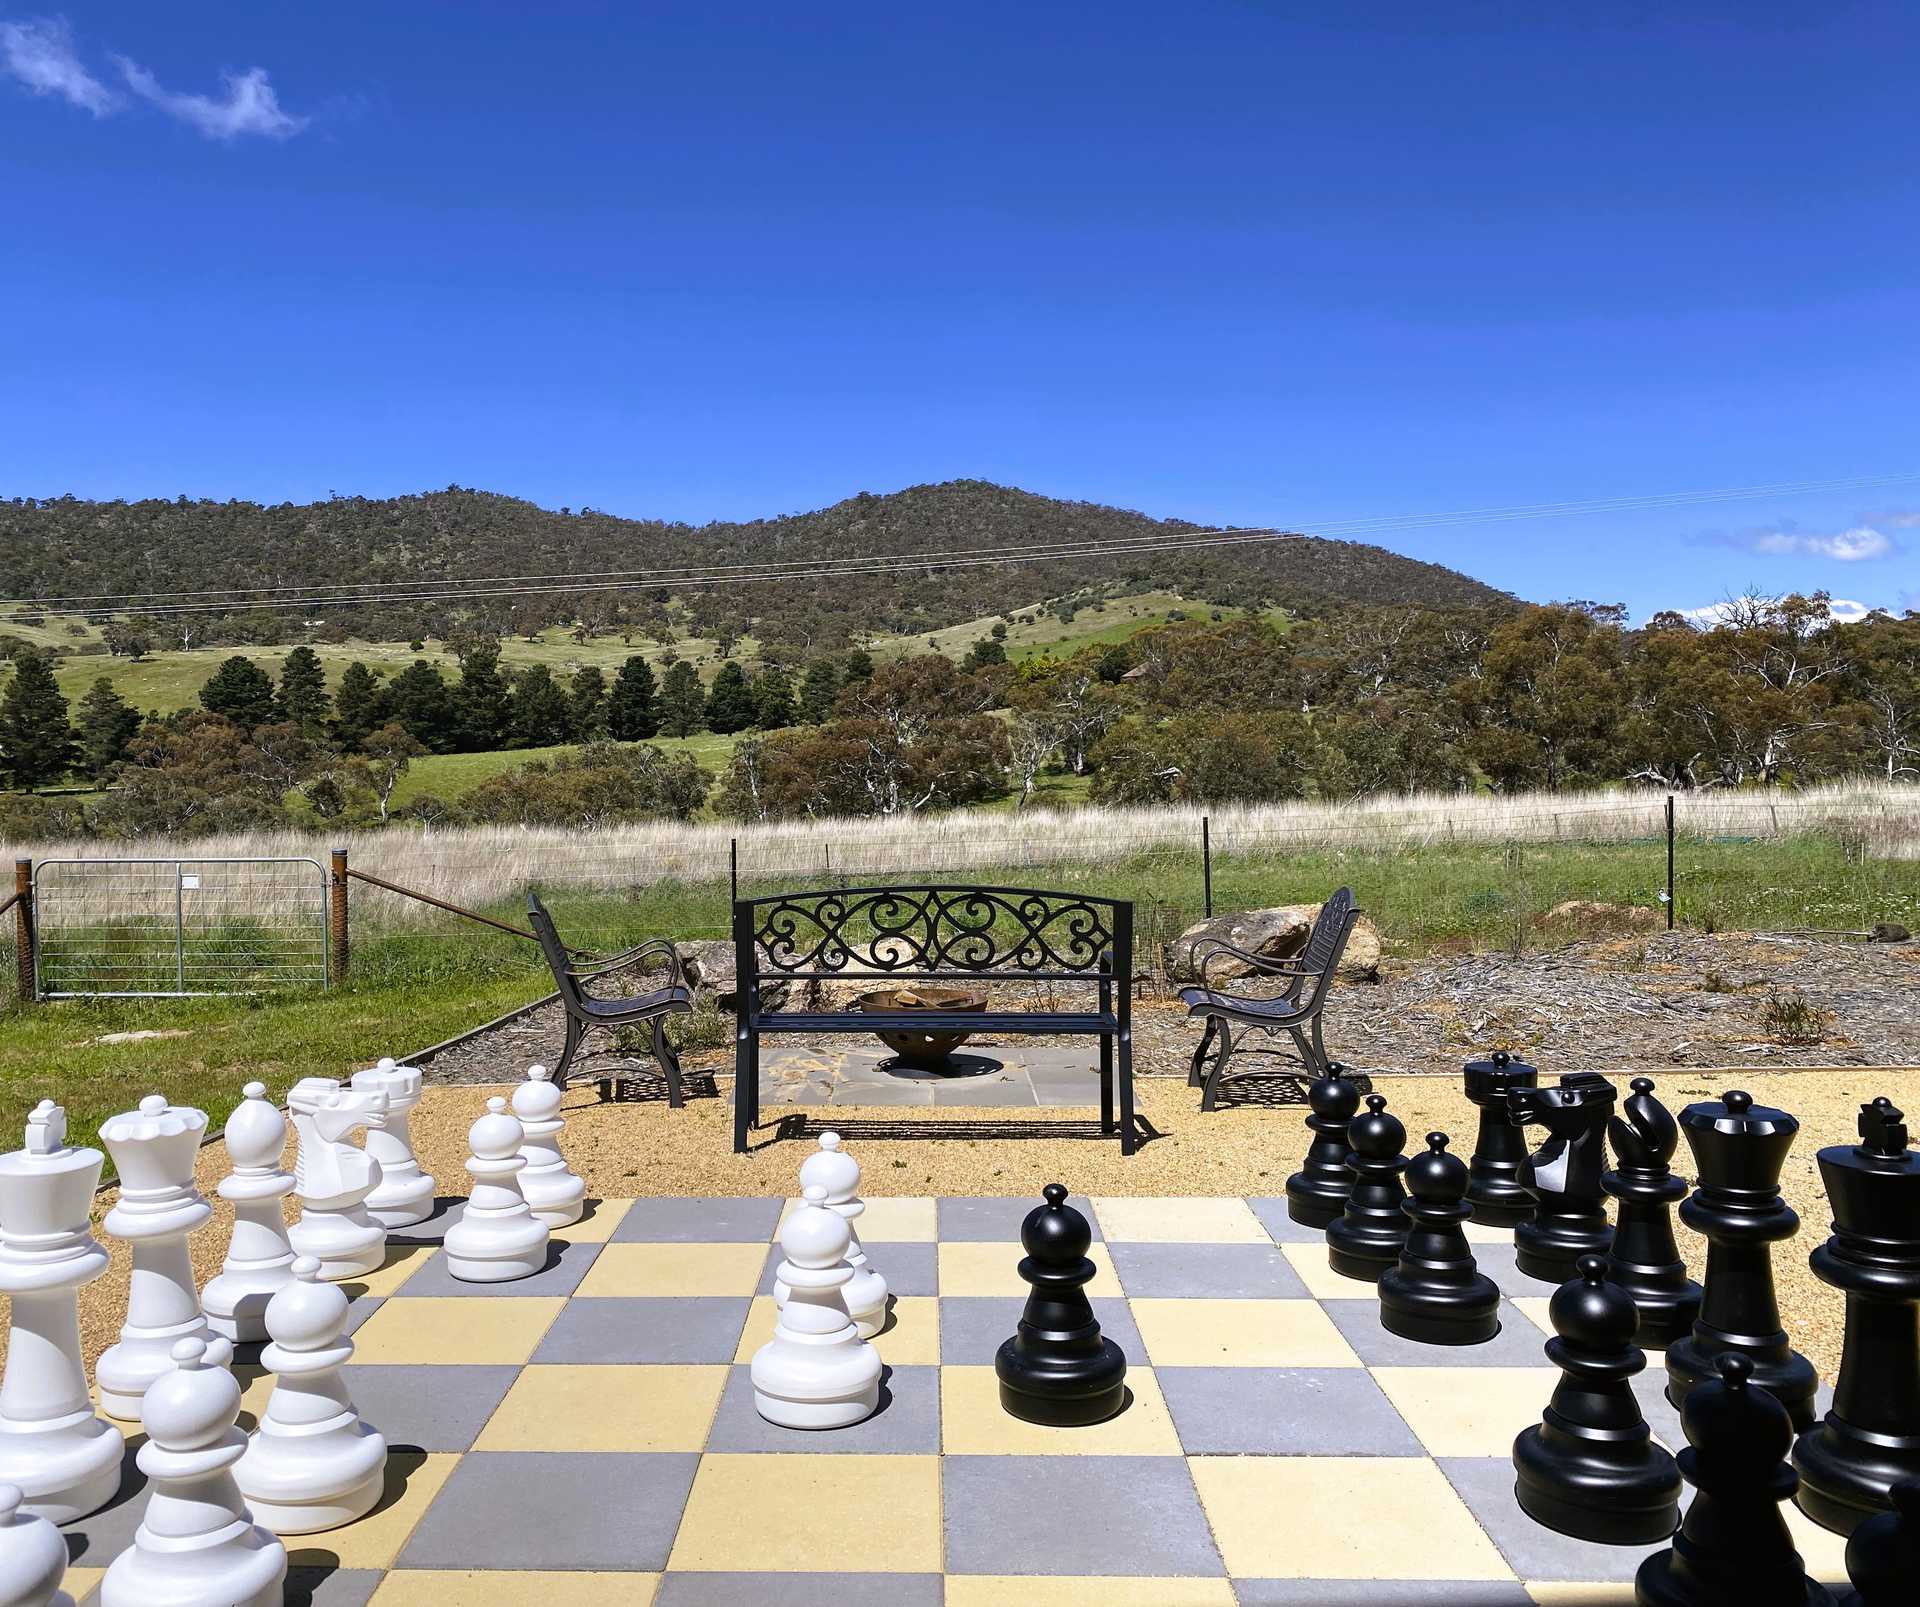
[1702,514,1905,563]
[0,16,116,115]
[115,57,306,140]
[1669,596,1877,627]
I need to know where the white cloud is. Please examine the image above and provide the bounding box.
[1664,595,1878,628]
[1827,598,1874,624]
[115,58,306,141]
[0,16,116,115]
[1747,524,1896,562]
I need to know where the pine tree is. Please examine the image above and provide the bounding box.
[658,661,706,737]
[570,666,609,740]
[276,646,330,731]
[453,641,512,752]
[704,661,756,734]
[799,659,840,724]
[608,656,660,740]
[843,648,875,685]
[509,664,574,747]
[75,677,142,779]
[753,664,797,729]
[332,662,385,751]
[383,660,457,752]
[0,652,79,790]
[198,656,278,728]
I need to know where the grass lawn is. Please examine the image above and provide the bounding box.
[391,729,742,806]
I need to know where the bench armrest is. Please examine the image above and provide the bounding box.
[1189,937,1314,995]
[572,939,688,991]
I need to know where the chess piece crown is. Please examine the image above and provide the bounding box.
[1680,1089,1799,1192]
[0,1102,105,1272]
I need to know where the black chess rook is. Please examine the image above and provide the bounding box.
[1509,1071,1616,1284]
[995,1184,1127,1427]
[1463,1051,1539,1228]
[1603,1077,1703,1350]
[1285,1065,1362,1229]
[1325,1094,1411,1284]
[1379,1132,1500,1345]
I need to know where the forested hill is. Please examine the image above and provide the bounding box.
[0,480,1512,650]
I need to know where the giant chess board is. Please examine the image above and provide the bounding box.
[60,1193,1851,1605]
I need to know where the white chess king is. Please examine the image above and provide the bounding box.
[350,1058,435,1229]
[777,1131,888,1339]
[443,1097,550,1282]
[201,1083,297,1345]
[287,1078,391,1281]
[512,1064,585,1228]
[751,1184,881,1429]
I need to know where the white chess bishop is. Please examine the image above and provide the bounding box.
[0,1483,75,1607]
[443,1098,550,1282]
[201,1083,296,1345]
[512,1064,585,1228]
[236,1257,386,1533]
[95,1096,214,1423]
[0,1102,123,1523]
[752,1184,881,1429]
[287,1077,391,1281]
[350,1058,435,1229]
[101,1338,286,1607]
[777,1132,887,1339]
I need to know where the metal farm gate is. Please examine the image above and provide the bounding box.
[31,858,330,998]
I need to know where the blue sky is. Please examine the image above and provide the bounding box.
[2,2,1915,618]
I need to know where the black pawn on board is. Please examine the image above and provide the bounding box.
[995,1183,1127,1427]
[1844,1479,1920,1607]
[1509,1071,1617,1284]
[1664,1090,1819,1433]
[1513,1254,1680,1545]
[1463,1050,1539,1227]
[1604,1076,1703,1350]
[1793,1098,1920,1536]
[1635,1353,1836,1607]
[1326,1095,1411,1283]
[1285,1065,1361,1229]
[1379,1132,1501,1345]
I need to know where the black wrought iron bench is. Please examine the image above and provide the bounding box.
[527,891,695,1104]
[731,885,1137,1154]
[1179,887,1360,1111]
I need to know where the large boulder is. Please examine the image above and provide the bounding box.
[1165,904,1381,985]
[1540,900,1659,936]
[678,939,789,1014]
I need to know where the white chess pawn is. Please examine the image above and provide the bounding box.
[350,1058,435,1229]
[443,1098,549,1283]
[0,1483,75,1607]
[751,1185,881,1429]
[101,1338,285,1607]
[95,1096,214,1423]
[512,1065,585,1228]
[202,1083,297,1345]
[777,1132,888,1339]
[235,1257,386,1533]
[0,1102,124,1523]
[287,1077,390,1282]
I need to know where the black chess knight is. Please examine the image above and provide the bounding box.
[995,1184,1127,1427]
[1462,1051,1539,1227]
[1604,1077,1702,1350]
[1285,1065,1361,1229]
[1508,1072,1616,1284]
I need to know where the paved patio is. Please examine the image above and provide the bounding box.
[737,1042,1105,1107]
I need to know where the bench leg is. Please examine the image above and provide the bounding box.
[1117,1029,1137,1155]
[653,1018,685,1110]
[554,1015,584,1093]
[1188,1018,1217,1088]
[1098,1032,1115,1134]
[1199,1021,1234,1113]
[1309,1013,1330,1078]
[732,1024,757,1154]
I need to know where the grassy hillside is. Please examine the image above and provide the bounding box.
[391,730,742,806]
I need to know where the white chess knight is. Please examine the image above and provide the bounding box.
[0,1102,124,1522]
[0,1483,76,1607]
[101,1338,286,1607]
[350,1058,436,1229]
[287,1077,391,1281]
[201,1083,297,1345]
[512,1065,585,1228]
[236,1257,386,1533]
[777,1132,887,1339]
[751,1184,881,1429]
[95,1096,214,1423]
[443,1098,550,1282]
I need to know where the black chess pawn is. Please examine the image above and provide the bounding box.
[995,1183,1127,1426]
[1512,1254,1681,1545]
[1326,1095,1411,1283]
[1844,1479,1920,1607]
[1379,1132,1501,1345]
[1793,1098,1920,1536]
[1636,1353,1836,1607]
[1509,1072,1617,1284]
[1605,1077,1703,1350]
[1285,1065,1361,1228]
[1463,1050,1539,1227]
[1665,1090,1819,1433]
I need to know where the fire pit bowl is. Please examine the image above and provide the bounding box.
[855,984,989,1065]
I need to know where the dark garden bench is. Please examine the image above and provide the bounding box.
[1179,887,1360,1110]
[731,885,1137,1154]
[528,891,695,1105]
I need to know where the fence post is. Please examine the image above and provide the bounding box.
[1665,794,1676,931]
[329,847,350,987]
[1202,816,1213,918]
[13,858,34,1005]
[729,838,738,906]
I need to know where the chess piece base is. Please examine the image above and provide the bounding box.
[1515,1216,1613,1285]
[1463,1181,1534,1228]
[288,1214,387,1283]
[1665,1336,1818,1434]
[1282,1182,1347,1229]
[443,1208,549,1284]
[1606,1270,1703,1352]
[1634,1546,1835,1607]
[750,1334,881,1429]
[0,1412,124,1524]
[1512,1427,1681,1546]
[364,1174,435,1231]
[241,1465,384,1537]
[1793,1419,1920,1538]
[1379,1270,1501,1346]
[100,1523,286,1607]
[1325,1221,1403,1284]
[520,1171,585,1229]
[995,1335,1127,1426]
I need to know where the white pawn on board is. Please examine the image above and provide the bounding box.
[0,1484,75,1607]
[350,1058,436,1229]
[202,1083,296,1345]
[287,1077,391,1282]
[512,1065,585,1228]
[100,1338,286,1607]
[751,1184,881,1429]
[443,1098,550,1283]
[95,1096,214,1423]
[777,1132,887,1339]
[235,1257,386,1533]
[0,1102,124,1523]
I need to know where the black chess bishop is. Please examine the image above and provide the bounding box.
[1462,1051,1539,1227]
[1509,1071,1616,1284]
[1604,1077,1702,1350]
[1284,1065,1361,1229]
[995,1184,1127,1427]
[1378,1132,1500,1345]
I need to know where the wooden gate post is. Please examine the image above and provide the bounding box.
[13,859,35,1004]
[329,847,350,988]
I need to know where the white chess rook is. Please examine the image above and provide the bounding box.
[0,1483,76,1607]
[350,1058,436,1229]
[94,1096,214,1424]
[443,1098,550,1283]
[776,1132,888,1339]
[0,1102,123,1524]
[101,1339,286,1607]
[236,1257,386,1533]
[512,1065,585,1228]
[287,1078,391,1282]
[752,1184,882,1429]
[201,1083,297,1345]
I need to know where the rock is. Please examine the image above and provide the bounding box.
[1166,905,1381,985]
[91,1031,192,1047]
[1542,900,1660,935]
[678,941,789,1014]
